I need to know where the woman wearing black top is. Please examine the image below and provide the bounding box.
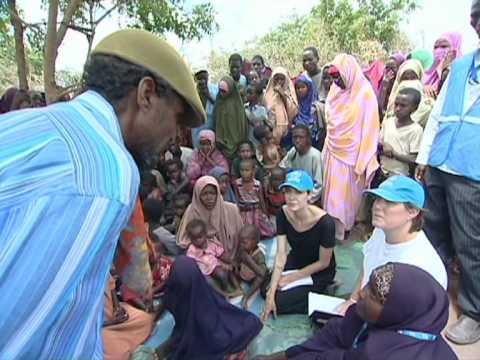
[261,170,336,318]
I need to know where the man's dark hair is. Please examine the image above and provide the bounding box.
[304,46,319,60]
[252,55,265,65]
[228,53,243,65]
[83,54,173,112]
[293,123,312,137]
[194,69,208,78]
[398,87,421,109]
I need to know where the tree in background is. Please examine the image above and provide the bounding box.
[3,0,218,102]
[208,0,417,81]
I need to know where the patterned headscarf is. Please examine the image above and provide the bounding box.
[371,263,394,305]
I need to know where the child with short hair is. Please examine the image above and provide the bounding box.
[140,171,164,201]
[234,158,275,238]
[165,158,190,204]
[185,219,239,296]
[231,141,265,180]
[254,124,282,170]
[172,193,191,233]
[264,166,287,217]
[380,87,424,178]
[245,83,269,147]
[236,225,268,309]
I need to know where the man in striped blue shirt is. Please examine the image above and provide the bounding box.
[0,29,205,359]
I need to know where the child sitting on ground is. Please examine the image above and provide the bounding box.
[231,140,265,181]
[236,225,268,309]
[164,158,190,205]
[264,166,287,217]
[234,158,275,238]
[140,171,164,201]
[185,219,239,296]
[141,198,174,295]
[380,87,424,180]
[254,124,282,170]
[172,193,191,233]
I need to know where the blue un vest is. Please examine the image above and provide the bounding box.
[429,51,480,181]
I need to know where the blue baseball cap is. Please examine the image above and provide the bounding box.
[279,170,314,193]
[364,175,425,209]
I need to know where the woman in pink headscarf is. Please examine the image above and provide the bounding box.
[322,54,380,242]
[186,129,229,188]
[424,32,463,97]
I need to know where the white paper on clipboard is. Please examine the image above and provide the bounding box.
[279,270,313,291]
[308,292,345,316]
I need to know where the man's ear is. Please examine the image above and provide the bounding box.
[136,76,157,111]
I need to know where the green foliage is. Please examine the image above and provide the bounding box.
[208,0,417,79]
[314,0,418,53]
[118,0,218,41]
[3,0,217,92]
[0,2,44,92]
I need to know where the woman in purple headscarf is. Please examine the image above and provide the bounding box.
[288,74,320,148]
[424,32,463,97]
[254,262,457,360]
[157,256,263,359]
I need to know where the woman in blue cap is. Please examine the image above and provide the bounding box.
[335,175,447,316]
[261,170,336,318]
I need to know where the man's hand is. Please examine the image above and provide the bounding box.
[415,165,427,182]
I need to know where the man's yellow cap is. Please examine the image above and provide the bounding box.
[92,29,206,127]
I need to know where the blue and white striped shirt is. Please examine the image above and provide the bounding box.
[0,91,139,359]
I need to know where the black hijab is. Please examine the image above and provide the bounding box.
[163,256,262,359]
